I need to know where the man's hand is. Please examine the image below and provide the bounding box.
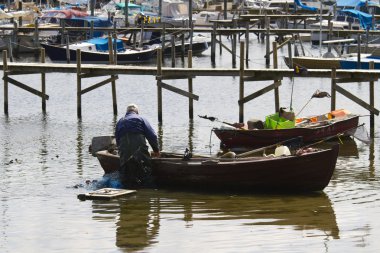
[151,151,161,158]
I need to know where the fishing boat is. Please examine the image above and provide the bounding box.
[40,37,157,64]
[95,144,339,192]
[212,109,359,149]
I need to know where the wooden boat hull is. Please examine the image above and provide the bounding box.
[213,115,359,149]
[40,42,156,63]
[96,145,339,192]
[284,56,341,69]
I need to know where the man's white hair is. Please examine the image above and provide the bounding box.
[127,103,139,113]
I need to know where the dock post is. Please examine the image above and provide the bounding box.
[157,48,163,122]
[60,19,65,45]
[90,21,94,39]
[139,21,144,48]
[188,50,193,119]
[108,34,114,64]
[287,39,293,68]
[211,23,216,63]
[76,49,82,118]
[265,17,270,67]
[239,41,245,123]
[13,21,19,55]
[357,34,361,69]
[219,33,222,55]
[245,22,249,66]
[109,34,117,115]
[369,61,375,137]
[232,19,237,68]
[331,68,336,111]
[3,50,8,114]
[171,35,175,67]
[161,24,166,62]
[181,33,185,59]
[273,41,280,112]
[34,18,39,56]
[41,48,46,113]
[66,33,70,63]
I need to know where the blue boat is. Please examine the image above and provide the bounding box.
[340,54,380,69]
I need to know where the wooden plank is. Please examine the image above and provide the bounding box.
[244,76,283,81]
[3,76,49,100]
[335,77,378,83]
[335,84,379,115]
[239,82,281,105]
[80,73,115,78]
[158,75,195,80]
[159,81,199,100]
[80,76,119,95]
[215,38,233,54]
[323,38,355,44]
[77,188,136,201]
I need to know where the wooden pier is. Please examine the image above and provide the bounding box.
[1,41,379,135]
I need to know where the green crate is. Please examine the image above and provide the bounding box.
[265,113,295,129]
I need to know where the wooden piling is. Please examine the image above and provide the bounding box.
[272,41,280,112]
[111,34,118,115]
[245,23,249,66]
[76,49,82,118]
[211,23,216,63]
[34,19,39,56]
[188,50,193,119]
[181,34,185,59]
[41,48,46,113]
[157,48,163,122]
[139,22,144,48]
[287,40,293,68]
[265,17,270,67]
[13,21,18,55]
[161,24,166,61]
[232,19,237,68]
[171,35,175,67]
[239,41,244,123]
[369,61,375,137]
[331,68,336,111]
[90,21,94,39]
[66,33,70,63]
[3,50,8,114]
[357,35,361,69]
[108,34,114,64]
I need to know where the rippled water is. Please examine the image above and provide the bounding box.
[1,36,380,252]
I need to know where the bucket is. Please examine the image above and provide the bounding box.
[274,146,291,157]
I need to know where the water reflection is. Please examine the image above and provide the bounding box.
[90,190,339,252]
[76,119,84,173]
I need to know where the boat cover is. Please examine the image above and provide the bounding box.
[338,9,373,29]
[87,37,124,52]
[294,0,318,12]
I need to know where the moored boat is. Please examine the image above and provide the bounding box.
[40,37,157,64]
[95,144,339,192]
[213,110,359,149]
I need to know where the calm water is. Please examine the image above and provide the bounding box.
[1,36,380,253]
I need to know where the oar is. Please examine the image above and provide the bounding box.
[198,115,244,129]
[236,136,303,158]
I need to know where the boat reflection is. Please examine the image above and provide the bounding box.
[90,190,339,252]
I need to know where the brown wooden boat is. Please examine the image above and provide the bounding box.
[95,145,339,192]
[213,113,359,149]
[284,56,341,69]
